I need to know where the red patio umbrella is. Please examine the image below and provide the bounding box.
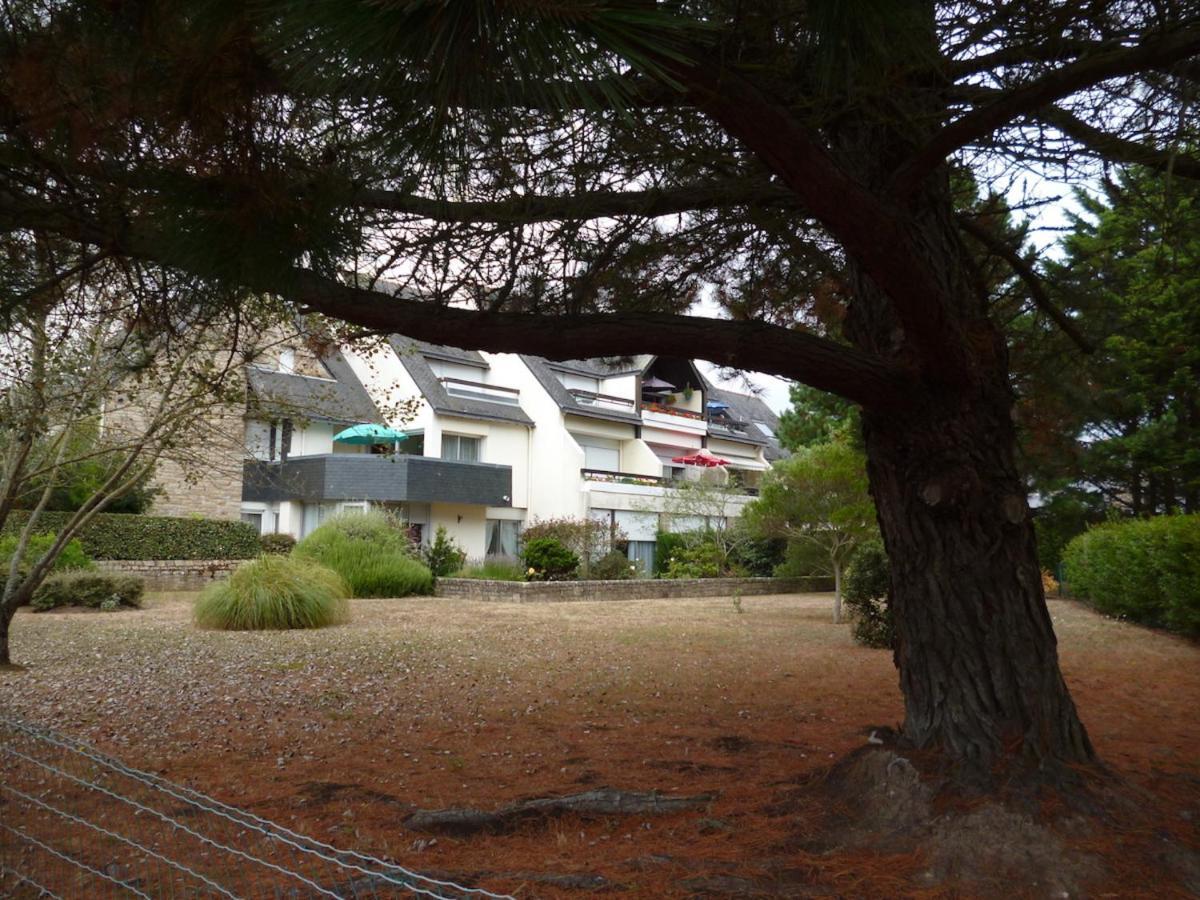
[671,449,730,467]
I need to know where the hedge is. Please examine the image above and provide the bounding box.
[32,572,145,611]
[1061,514,1200,637]
[1,511,260,561]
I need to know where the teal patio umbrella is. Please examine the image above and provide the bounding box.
[333,423,408,445]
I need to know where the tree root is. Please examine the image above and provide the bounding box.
[404,787,715,835]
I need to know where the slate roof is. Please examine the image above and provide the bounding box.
[520,355,644,426]
[392,338,535,427]
[703,379,787,461]
[246,351,380,425]
[543,356,648,378]
[395,339,488,370]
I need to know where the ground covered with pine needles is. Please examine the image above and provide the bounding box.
[3,593,1197,897]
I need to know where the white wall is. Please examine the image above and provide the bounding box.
[430,502,488,557]
[498,356,589,521]
[344,343,435,439]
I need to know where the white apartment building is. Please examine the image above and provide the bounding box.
[233,336,785,571]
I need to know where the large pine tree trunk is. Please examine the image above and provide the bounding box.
[862,386,1095,775]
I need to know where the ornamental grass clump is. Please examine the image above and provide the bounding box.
[194,555,349,631]
[294,512,433,597]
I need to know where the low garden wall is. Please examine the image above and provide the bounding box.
[436,575,833,602]
[94,559,242,591]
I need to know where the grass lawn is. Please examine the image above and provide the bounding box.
[2,593,1197,896]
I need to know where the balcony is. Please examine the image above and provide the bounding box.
[640,401,708,436]
[581,468,669,487]
[440,377,521,406]
[567,389,638,414]
[244,455,512,507]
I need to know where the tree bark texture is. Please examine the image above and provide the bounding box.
[0,605,12,667]
[863,390,1095,773]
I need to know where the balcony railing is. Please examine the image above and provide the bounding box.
[568,389,637,412]
[707,417,751,436]
[640,401,704,420]
[581,467,760,495]
[440,377,521,406]
[581,468,669,487]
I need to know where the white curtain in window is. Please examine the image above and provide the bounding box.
[486,520,520,557]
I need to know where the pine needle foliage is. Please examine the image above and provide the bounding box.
[195,555,350,631]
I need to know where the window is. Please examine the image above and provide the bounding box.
[441,434,481,462]
[278,347,296,374]
[628,541,656,575]
[574,434,620,472]
[240,512,264,533]
[486,520,521,557]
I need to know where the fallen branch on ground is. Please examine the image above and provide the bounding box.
[403,787,716,834]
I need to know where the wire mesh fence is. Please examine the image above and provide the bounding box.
[0,715,513,900]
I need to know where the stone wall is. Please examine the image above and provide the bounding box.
[94,559,241,592]
[435,576,833,602]
[147,402,246,521]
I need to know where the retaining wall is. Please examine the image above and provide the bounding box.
[435,575,833,602]
[94,559,242,591]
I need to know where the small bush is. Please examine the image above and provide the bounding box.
[523,537,579,581]
[31,572,144,612]
[843,541,893,648]
[523,516,622,573]
[590,550,637,581]
[653,531,690,576]
[1,511,260,560]
[260,533,296,555]
[453,557,526,581]
[295,512,433,597]
[1062,514,1200,636]
[0,533,93,581]
[194,555,349,630]
[729,536,786,577]
[665,541,723,579]
[424,526,467,578]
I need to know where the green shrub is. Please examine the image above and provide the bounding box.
[523,516,620,574]
[772,539,830,578]
[424,526,467,578]
[1,511,259,560]
[590,550,637,580]
[453,558,526,581]
[654,531,690,576]
[1062,514,1200,636]
[294,512,433,597]
[843,541,893,648]
[32,572,144,612]
[259,533,296,555]
[195,555,349,630]
[522,537,579,581]
[0,533,93,581]
[665,541,724,579]
[729,536,786,577]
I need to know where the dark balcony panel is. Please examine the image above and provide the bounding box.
[402,456,512,506]
[242,455,511,507]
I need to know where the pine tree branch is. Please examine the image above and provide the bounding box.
[0,192,915,410]
[956,214,1095,355]
[358,180,797,222]
[662,58,969,386]
[894,26,1200,194]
